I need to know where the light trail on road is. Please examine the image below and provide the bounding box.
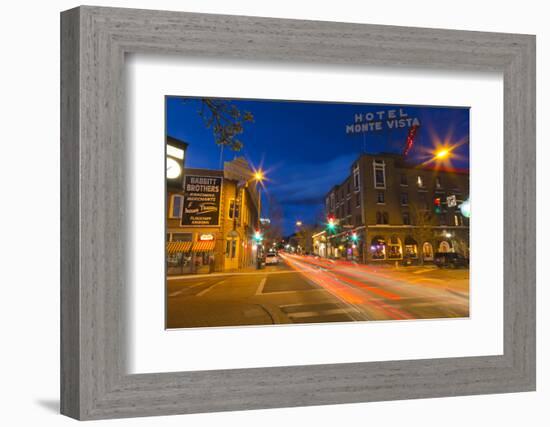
[280,254,414,320]
[280,253,469,321]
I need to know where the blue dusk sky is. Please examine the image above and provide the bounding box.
[166,96,469,235]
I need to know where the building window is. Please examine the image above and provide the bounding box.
[228,199,240,220]
[419,193,429,210]
[347,181,351,194]
[169,195,184,218]
[377,191,385,204]
[370,237,386,260]
[373,160,386,189]
[225,232,239,259]
[330,193,335,210]
[400,174,408,186]
[454,214,462,226]
[356,194,361,208]
[404,237,418,258]
[376,211,389,224]
[417,175,424,188]
[435,176,442,189]
[347,199,351,215]
[402,212,411,225]
[400,192,409,206]
[422,242,434,260]
[353,167,360,190]
[387,237,402,260]
[356,214,362,225]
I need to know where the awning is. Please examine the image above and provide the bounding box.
[193,240,216,252]
[166,241,192,254]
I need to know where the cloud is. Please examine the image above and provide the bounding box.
[269,153,357,205]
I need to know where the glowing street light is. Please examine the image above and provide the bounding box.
[295,220,303,227]
[460,199,471,218]
[435,148,450,159]
[253,170,264,182]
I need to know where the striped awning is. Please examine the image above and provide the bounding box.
[192,240,216,252]
[166,241,193,254]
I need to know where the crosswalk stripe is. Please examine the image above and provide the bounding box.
[287,308,353,319]
[255,277,267,295]
[168,281,205,297]
[196,280,225,297]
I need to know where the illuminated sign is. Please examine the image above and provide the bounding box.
[345,108,421,135]
[198,233,215,241]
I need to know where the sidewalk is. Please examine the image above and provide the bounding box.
[167,264,290,280]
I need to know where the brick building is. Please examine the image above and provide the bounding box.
[166,152,261,275]
[315,153,470,264]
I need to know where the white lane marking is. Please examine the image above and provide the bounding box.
[257,289,324,296]
[196,280,225,297]
[287,308,355,319]
[255,277,267,296]
[168,281,205,297]
[412,268,436,274]
[167,270,298,280]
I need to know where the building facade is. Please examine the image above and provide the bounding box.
[166,155,261,275]
[316,153,470,264]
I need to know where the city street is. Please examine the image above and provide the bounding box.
[166,253,469,328]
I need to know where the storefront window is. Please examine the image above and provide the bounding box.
[387,237,402,260]
[370,237,386,260]
[404,237,418,258]
[422,242,434,260]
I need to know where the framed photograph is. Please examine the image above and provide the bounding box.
[61,6,536,420]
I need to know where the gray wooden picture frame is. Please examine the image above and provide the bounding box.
[60,5,536,420]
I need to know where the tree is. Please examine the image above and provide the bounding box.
[263,195,284,246]
[196,99,254,167]
[409,205,434,266]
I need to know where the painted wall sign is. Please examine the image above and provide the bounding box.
[181,175,223,226]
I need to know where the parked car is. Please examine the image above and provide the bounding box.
[434,252,468,268]
[265,253,280,265]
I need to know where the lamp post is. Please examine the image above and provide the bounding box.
[253,170,264,228]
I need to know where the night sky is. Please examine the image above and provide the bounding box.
[166,97,469,235]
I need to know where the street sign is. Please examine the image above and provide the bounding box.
[181,175,223,226]
[447,194,457,208]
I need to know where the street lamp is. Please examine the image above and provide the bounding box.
[435,148,450,159]
[295,220,303,227]
[254,170,264,182]
[251,169,265,229]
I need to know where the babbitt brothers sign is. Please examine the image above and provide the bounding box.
[181,175,223,226]
[345,108,421,134]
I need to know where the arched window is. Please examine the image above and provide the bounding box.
[404,236,418,258]
[370,236,386,260]
[438,241,451,253]
[422,242,434,261]
[387,236,402,260]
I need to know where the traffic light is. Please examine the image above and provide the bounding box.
[434,197,442,214]
[327,215,336,232]
[351,232,358,242]
[253,230,263,242]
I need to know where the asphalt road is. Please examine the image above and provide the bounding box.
[166,254,469,329]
